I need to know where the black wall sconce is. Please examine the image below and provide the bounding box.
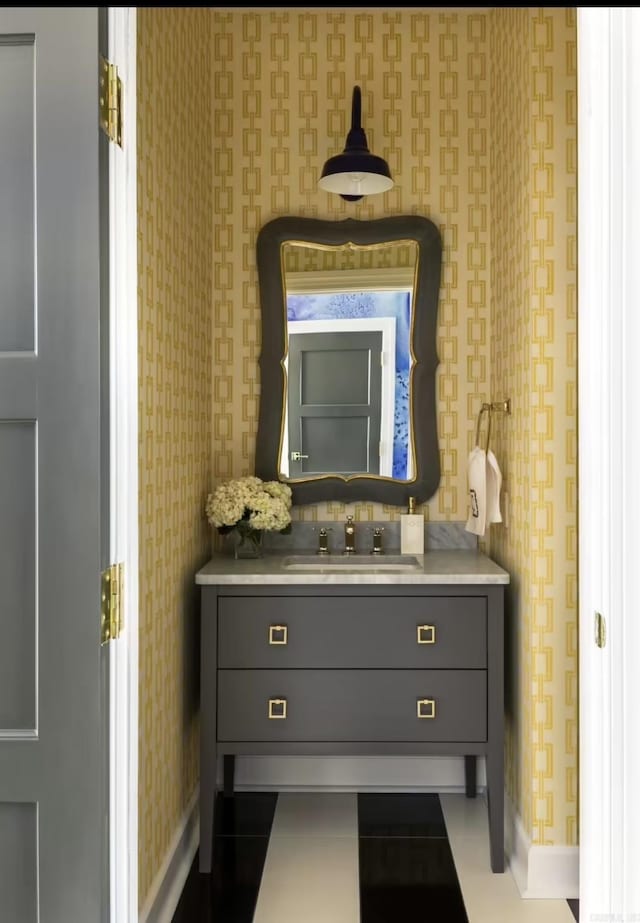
[318,85,394,202]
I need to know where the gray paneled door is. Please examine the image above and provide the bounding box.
[0,9,108,923]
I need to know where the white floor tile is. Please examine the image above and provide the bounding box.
[270,792,358,838]
[437,790,492,839]
[253,835,360,923]
[253,793,360,923]
[440,793,576,923]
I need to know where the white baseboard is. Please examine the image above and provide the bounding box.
[139,787,199,923]
[505,793,579,899]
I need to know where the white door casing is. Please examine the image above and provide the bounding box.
[106,8,138,923]
[578,7,640,919]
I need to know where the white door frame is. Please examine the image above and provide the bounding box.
[107,8,139,923]
[577,7,640,920]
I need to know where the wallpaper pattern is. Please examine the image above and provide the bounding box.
[137,8,212,908]
[135,13,577,905]
[489,7,578,846]
[211,10,492,524]
[210,8,577,847]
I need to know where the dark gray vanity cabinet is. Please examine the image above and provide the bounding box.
[199,583,505,873]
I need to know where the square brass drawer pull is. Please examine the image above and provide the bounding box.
[417,698,436,719]
[269,624,288,645]
[417,624,436,644]
[268,698,287,719]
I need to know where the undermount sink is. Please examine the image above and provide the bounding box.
[281,554,422,572]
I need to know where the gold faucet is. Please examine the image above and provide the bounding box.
[315,527,331,555]
[344,515,356,554]
[371,527,385,555]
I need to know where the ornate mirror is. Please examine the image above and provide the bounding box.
[255,215,442,505]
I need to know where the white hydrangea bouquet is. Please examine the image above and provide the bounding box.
[205,476,292,558]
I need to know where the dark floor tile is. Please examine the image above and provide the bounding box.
[358,792,448,838]
[173,794,277,923]
[568,898,579,921]
[214,790,278,837]
[171,857,212,923]
[172,835,271,923]
[359,836,468,922]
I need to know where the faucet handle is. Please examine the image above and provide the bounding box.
[343,515,356,554]
[371,526,385,555]
[313,526,332,555]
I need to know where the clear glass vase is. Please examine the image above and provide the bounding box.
[231,526,264,560]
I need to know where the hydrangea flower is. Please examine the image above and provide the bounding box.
[205,476,292,535]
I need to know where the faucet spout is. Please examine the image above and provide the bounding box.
[344,515,356,554]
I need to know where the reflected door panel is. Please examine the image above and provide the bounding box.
[287,331,382,477]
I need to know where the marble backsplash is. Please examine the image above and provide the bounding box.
[262,521,477,555]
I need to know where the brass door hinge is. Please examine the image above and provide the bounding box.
[101,563,124,645]
[595,611,606,649]
[99,55,123,147]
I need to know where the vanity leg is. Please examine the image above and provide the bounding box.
[464,755,477,798]
[223,755,235,798]
[486,747,505,873]
[486,586,505,873]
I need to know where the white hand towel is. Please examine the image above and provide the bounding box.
[486,449,503,525]
[465,446,487,536]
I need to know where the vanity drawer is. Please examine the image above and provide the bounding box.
[217,669,487,743]
[217,596,487,669]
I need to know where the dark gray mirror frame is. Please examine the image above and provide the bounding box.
[255,215,442,506]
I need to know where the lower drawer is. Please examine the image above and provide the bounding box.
[217,670,486,743]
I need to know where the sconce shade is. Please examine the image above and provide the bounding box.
[318,86,393,202]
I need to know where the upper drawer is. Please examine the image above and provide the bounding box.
[217,595,486,669]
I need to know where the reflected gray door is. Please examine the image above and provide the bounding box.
[288,331,382,477]
[0,10,108,922]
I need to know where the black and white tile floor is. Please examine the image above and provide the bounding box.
[173,792,579,923]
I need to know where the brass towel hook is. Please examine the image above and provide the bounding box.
[475,399,511,452]
[475,405,492,451]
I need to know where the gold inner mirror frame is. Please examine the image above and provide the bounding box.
[277,237,419,487]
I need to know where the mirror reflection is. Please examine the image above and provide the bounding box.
[279,240,418,483]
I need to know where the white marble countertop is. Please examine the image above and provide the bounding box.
[195,549,509,585]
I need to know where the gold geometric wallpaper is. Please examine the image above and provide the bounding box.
[210,7,577,848]
[211,10,492,524]
[135,9,577,905]
[137,8,212,909]
[489,8,578,846]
